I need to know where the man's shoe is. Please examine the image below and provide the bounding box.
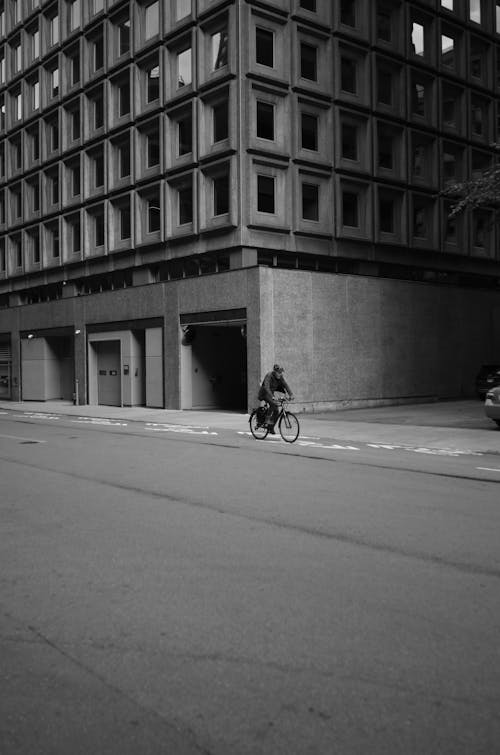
[267,426,275,434]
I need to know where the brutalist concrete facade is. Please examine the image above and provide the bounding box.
[0,0,499,410]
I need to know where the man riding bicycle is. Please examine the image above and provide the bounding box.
[258,364,294,434]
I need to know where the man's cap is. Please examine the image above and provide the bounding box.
[273,364,284,373]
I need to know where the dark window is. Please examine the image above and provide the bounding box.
[341,57,357,93]
[300,43,317,81]
[300,0,316,10]
[342,192,358,227]
[94,92,104,128]
[118,81,130,117]
[119,18,130,56]
[94,152,104,187]
[147,196,160,232]
[340,0,356,26]
[95,212,105,245]
[302,183,319,221]
[120,205,131,239]
[257,175,275,213]
[212,30,228,69]
[178,113,192,155]
[72,108,80,139]
[256,101,274,140]
[214,174,229,216]
[147,64,160,102]
[378,130,393,169]
[72,164,80,195]
[341,123,357,160]
[51,174,59,204]
[147,131,160,167]
[412,82,425,117]
[256,28,274,67]
[72,53,80,85]
[377,68,392,105]
[93,33,104,71]
[379,198,394,233]
[377,7,392,42]
[72,217,81,253]
[179,185,193,225]
[119,141,130,178]
[301,113,318,150]
[213,100,228,142]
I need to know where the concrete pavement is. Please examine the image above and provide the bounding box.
[1,398,499,455]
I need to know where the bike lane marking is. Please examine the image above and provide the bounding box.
[0,433,46,443]
[476,467,500,473]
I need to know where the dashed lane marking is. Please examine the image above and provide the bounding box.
[476,467,500,473]
[146,423,218,436]
[367,443,482,457]
[71,417,128,427]
[22,413,61,420]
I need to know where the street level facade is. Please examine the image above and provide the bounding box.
[0,0,499,411]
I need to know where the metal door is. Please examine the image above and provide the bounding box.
[96,340,121,406]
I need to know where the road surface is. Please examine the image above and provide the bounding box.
[1,410,499,754]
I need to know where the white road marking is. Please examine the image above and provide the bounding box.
[146,423,217,436]
[476,467,500,473]
[71,417,128,427]
[367,443,482,458]
[0,433,46,443]
[22,413,60,420]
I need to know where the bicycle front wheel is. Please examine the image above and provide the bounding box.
[249,410,269,440]
[279,411,300,443]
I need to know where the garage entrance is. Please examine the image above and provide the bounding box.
[180,310,247,411]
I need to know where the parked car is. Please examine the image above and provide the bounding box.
[475,364,500,399]
[485,386,500,428]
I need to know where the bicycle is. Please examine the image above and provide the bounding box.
[249,397,300,443]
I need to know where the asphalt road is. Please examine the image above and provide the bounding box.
[1,413,499,754]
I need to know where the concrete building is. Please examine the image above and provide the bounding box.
[0,0,499,411]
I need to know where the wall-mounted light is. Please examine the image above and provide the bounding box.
[181,325,196,345]
[74,329,81,335]
[27,333,35,339]
[240,325,247,338]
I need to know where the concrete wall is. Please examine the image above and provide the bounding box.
[145,327,163,408]
[262,267,500,410]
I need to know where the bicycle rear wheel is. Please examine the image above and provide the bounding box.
[249,410,269,440]
[279,411,300,443]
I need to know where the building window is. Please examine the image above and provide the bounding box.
[379,197,394,234]
[144,1,159,41]
[470,0,481,23]
[300,43,317,81]
[342,191,358,227]
[176,0,190,21]
[441,0,453,9]
[147,129,160,168]
[147,192,161,232]
[118,79,130,117]
[68,214,81,253]
[94,209,105,246]
[70,49,80,86]
[48,223,60,257]
[377,66,392,106]
[376,5,392,42]
[177,48,192,88]
[213,174,229,216]
[118,139,130,178]
[256,101,274,140]
[31,229,41,264]
[301,113,318,151]
[50,66,59,98]
[92,30,104,72]
[441,33,455,68]
[496,2,500,33]
[178,112,192,155]
[412,82,425,118]
[302,183,319,221]
[341,123,358,160]
[118,16,130,56]
[70,161,80,197]
[178,181,193,225]
[340,56,357,94]
[31,79,40,110]
[212,29,228,70]
[213,100,228,143]
[146,63,160,103]
[71,106,80,140]
[340,0,355,27]
[91,87,104,129]
[300,0,316,9]
[69,0,80,32]
[49,11,59,47]
[257,175,275,214]
[256,27,274,67]
[120,202,131,240]
[93,0,104,15]
[411,22,424,57]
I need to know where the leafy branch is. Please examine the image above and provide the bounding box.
[441,164,500,218]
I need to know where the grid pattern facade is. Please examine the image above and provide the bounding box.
[0,0,499,306]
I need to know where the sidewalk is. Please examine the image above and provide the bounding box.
[1,398,499,455]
